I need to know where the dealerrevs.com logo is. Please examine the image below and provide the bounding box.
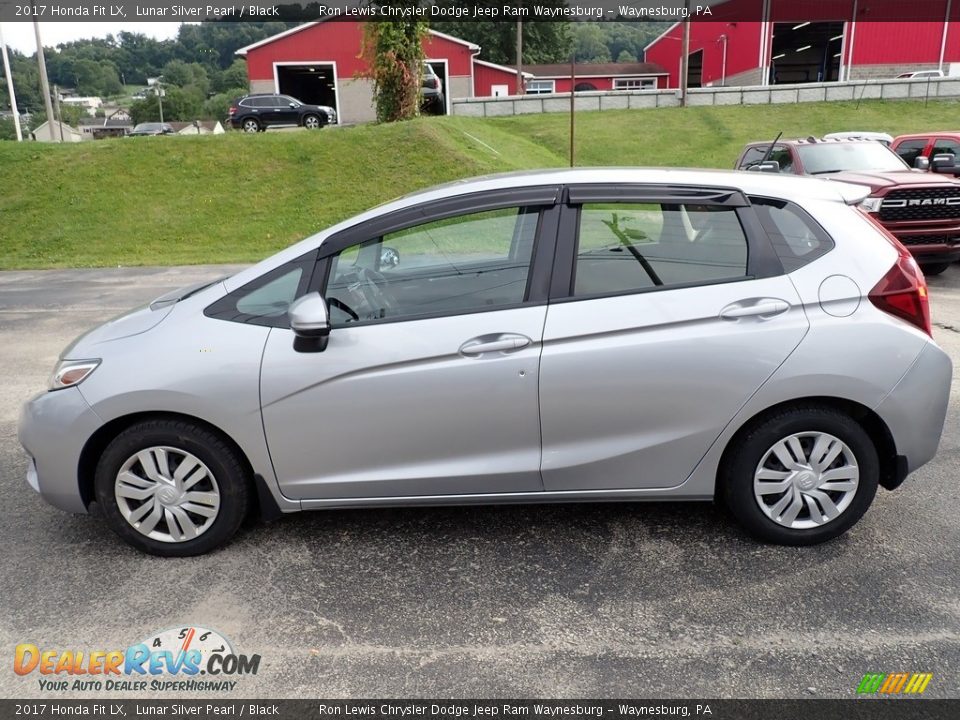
[14,626,261,693]
[856,672,933,695]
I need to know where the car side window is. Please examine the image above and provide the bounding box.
[325,207,540,326]
[739,146,793,173]
[931,139,960,158]
[204,255,315,328]
[573,202,748,296]
[895,139,929,166]
[749,196,834,273]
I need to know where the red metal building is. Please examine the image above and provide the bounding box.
[644,0,960,88]
[238,22,669,124]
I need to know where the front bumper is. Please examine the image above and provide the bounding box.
[18,387,103,514]
[875,341,953,475]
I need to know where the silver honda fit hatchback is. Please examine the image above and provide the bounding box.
[19,169,952,556]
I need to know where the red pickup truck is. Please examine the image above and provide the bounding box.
[736,137,960,274]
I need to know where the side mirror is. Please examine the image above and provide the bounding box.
[914,156,931,170]
[747,160,780,173]
[289,292,331,353]
[931,153,956,172]
[380,246,400,270]
[289,102,297,108]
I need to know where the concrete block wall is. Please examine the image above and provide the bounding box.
[451,76,960,118]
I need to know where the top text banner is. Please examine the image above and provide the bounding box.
[1,0,957,23]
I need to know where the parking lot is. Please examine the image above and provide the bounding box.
[1,264,958,699]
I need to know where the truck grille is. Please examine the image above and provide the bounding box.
[899,234,960,247]
[880,188,960,221]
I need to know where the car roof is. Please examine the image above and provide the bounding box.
[894,132,960,140]
[745,137,883,147]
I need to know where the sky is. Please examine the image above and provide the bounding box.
[0,22,185,54]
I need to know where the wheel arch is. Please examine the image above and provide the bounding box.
[77,411,275,516]
[718,396,900,492]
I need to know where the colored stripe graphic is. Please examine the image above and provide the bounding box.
[857,672,932,695]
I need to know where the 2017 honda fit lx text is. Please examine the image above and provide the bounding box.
[19,169,952,556]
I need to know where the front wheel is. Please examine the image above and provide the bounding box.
[720,406,879,545]
[302,114,322,130]
[94,419,251,556]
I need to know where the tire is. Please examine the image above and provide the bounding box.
[94,419,251,556]
[720,405,879,546]
[302,114,322,130]
[922,262,950,276]
[241,118,260,133]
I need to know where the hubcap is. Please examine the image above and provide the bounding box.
[305,117,319,128]
[114,446,221,543]
[243,121,257,132]
[753,431,859,530]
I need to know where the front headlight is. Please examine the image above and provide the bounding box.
[860,197,883,213]
[49,359,100,391]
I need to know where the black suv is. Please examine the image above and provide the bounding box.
[228,94,337,133]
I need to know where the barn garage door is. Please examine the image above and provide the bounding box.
[276,64,338,120]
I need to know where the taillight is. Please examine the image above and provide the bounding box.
[425,77,438,89]
[228,105,237,115]
[863,211,932,336]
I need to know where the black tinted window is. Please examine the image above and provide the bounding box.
[895,139,929,166]
[573,203,748,296]
[740,146,793,172]
[750,197,834,272]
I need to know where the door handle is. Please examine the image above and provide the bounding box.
[459,333,532,357]
[720,299,790,320]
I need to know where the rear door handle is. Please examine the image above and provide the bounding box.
[459,333,532,357]
[720,299,791,320]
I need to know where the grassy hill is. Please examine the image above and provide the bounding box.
[2,98,960,269]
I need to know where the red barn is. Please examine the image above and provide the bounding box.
[644,0,960,88]
[237,22,480,123]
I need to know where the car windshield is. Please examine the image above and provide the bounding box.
[798,143,909,174]
[133,123,162,132]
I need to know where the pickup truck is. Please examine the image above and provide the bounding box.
[736,137,960,274]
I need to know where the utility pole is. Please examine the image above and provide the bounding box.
[32,15,56,140]
[515,21,524,95]
[156,77,164,123]
[680,18,691,106]
[0,22,23,141]
[53,83,63,141]
[569,54,575,167]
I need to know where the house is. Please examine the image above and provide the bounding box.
[520,63,668,94]
[644,0,960,88]
[30,120,83,143]
[78,113,133,140]
[60,96,103,116]
[168,121,225,135]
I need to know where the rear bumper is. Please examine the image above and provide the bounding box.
[875,341,953,476]
[18,387,102,514]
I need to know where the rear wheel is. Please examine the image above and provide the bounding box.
[721,406,879,545]
[241,118,260,133]
[922,262,950,276]
[94,419,251,556]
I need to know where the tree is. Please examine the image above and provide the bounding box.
[203,88,247,121]
[617,49,638,63]
[360,20,427,122]
[214,59,249,94]
[572,23,612,63]
[129,86,203,123]
[431,11,572,65]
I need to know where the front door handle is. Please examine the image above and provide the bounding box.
[720,299,791,320]
[459,333,532,357]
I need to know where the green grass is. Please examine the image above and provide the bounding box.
[2,98,959,269]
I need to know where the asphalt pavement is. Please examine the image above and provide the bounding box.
[1,264,958,699]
